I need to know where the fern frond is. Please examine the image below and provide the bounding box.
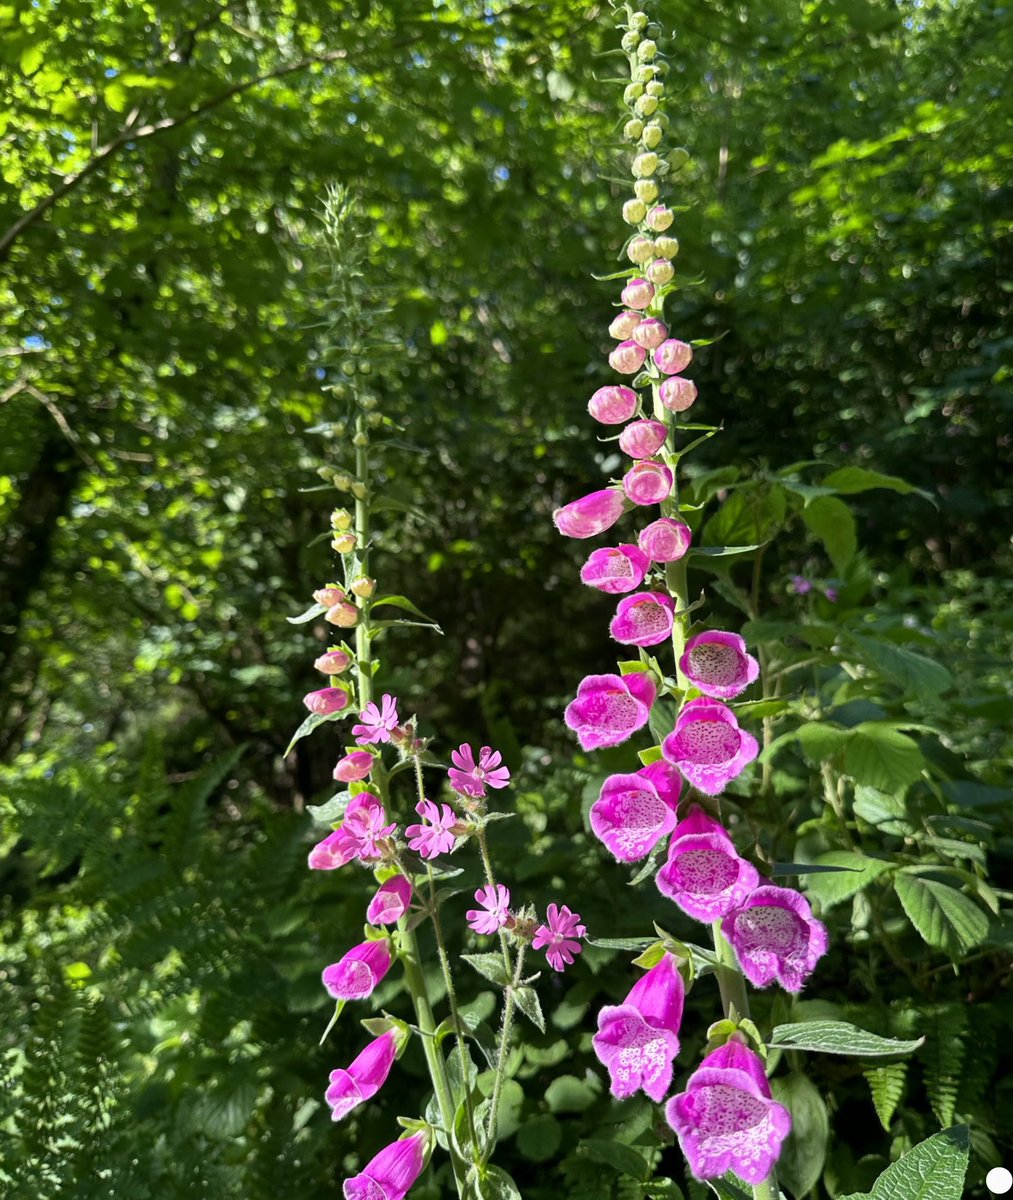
[864,1060,908,1131]
[919,1002,967,1127]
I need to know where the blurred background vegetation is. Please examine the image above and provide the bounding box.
[1,0,1010,1197]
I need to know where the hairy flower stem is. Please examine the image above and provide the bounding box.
[353,410,372,710]
[652,381,690,687]
[484,944,526,1155]
[475,826,513,978]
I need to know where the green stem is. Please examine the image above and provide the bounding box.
[484,945,525,1156]
[710,920,751,1021]
[652,380,691,688]
[353,409,372,710]
[475,825,513,979]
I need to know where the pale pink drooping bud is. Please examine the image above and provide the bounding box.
[627,236,655,266]
[659,376,698,412]
[621,278,655,310]
[653,339,693,375]
[303,687,350,716]
[655,235,680,259]
[623,460,673,505]
[333,750,375,783]
[619,419,668,460]
[638,517,692,562]
[314,586,346,607]
[609,340,647,375]
[609,310,642,340]
[326,601,359,627]
[588,385,639,424]
[622,198,647,225]
[646,205,674,232]
[331,533,357,554]
[647,257,674,285]
[632,318,668,350]
[315,649,352,675]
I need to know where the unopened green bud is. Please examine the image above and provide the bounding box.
[637,39,657,60]
[366,411,383,428]
[634,178,660,203]
[632,151,659,178]
[331,507,353,530]
[341,361,356,376]
[623,118,644,141]
[333,472,354,491]
[642,123,663,149]
[622,198,648,225]
[317,465,335,481]
[669,146,690,170]
[629,11,648,30]
[359,395,378,410]
[358,361,372,375]
[627,235,655,265]
[655,235,680,258]
[646,22,661,38]
[623,82,643,104]
[621,30,639,52]
[636,64,656,83]
[654,60,670,78]
[351,481,368,500]
[352,431,369,447]
[332,421,347,437]
[634,94,658,117]
[646,80,664,97]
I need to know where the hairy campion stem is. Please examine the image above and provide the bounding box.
[484,944,526,1156]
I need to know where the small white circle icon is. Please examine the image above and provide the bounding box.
[987,1167,1013,1195]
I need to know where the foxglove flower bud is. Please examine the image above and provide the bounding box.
[659,376,698,412]
[638,516,692,562]
[623,459,673,505]
[645,79,664,96]
[553,488,626,539]
[646,204,674,231]
[631,317,668,349]
[622,198,647,225]
[588,384,639,424]
[619,418,668,459]
[303,687,349,716]
[634,178,659,202]
[642,124,663,150]
[322,939,392,1001]
[580,543,652,594]
[326,601,359,627]
[343,1131,429,1200]
[608,310,642,340]
[653,338,693,374]
[564,671,656,750]
[632,152,659,177]
[366,875,413,926]
[314,586,346,607]
[635,94,658,117]
[655,235,680,258]
[624,117,644,141]
[331,533,357,554]
[647,257,674,285]
[350,576,376,598]
[620,277,655,310]
[315,649,352,675]
[627,235,655,265]
[330,508,353,530]
[669,146,690,169]
[610,590,675,647]
[623,82,643,104]
[325,1028,399,1122]
[609,340,647,374]
[621,30,639,52]
[637,39,657,60]
[630,10,648,30]
[661,697,759,795]
[333,750,375,782]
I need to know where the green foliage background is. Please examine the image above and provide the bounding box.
[1,1,1010,1197]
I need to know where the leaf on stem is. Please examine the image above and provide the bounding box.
[461,953,511,987]
[835,1125,969,1200]
[512,986,545,1033]
[286,602,327,624]
[769,1020,923,1057]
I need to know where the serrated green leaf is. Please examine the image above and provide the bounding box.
[844,633,952,699]
[836,1126,969,1200]
[801,852,893,908]
[306,790,351,824]
[285,710,345,756]
[769,1020,923,1057]
[893,875,989,957]
[843,723,925,791]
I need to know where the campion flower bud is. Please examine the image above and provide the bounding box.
[564,671,656,750]
[343,1131,429,1200]
[322,939,392,1001]
[589,766,680,862]
[621,30,639,52]
[635,94,658,117]
[623,459,674,505]
[303,687,349,716]
[366,875,413,926]
[645,79,664,96]
[622,198,647,225]
[588,384,639,424]
[656,807,760,921]
[624,82,643,104]
[326,601,358,627]
[638,516,692,562]
[654,338,693,375]
[637,39,657,60]
[608,310,642,340]
[580,543,651,594]
[666,1040,791,1185]
[620,277,655,310]
[330,508,353,530]
[553,488,626,539]
[619,418,668,459]
[661,697,759,795]
[350,576,376,598]
[631,317,668,350]
[655,235,680,258]
[626,236,655,265]
[647,257,674,285]
[325,1028,399,1122]
[642,123,663,149]
[610,590,675,647]
[634,178,659,203]
[680,630,760,700]
[659,376,698,412]
[632,151,659,177]
[331,533,357,554]
[722,885,829,993]
[624,118,644,141]
[333,750,375,783]
[314,585,346,608]
[608,339,647,374]
[646,204,674,231]
[315,649,352,675]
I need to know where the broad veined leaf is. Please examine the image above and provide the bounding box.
[769,1020,923,1057]
[836,1126,969,1200]
[893,874,989,957]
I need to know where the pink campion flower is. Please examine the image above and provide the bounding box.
[680,630,760,700]
[623,459,673,505]
[313,585,346,607]
[448,744,510,798]
[343,1131,429,1200]
[325,1029,399,1122]
[653,339,693,375]
[352,693,399,744]
[315,649,352,675]
[609,310,642,340]
[656,830,760,922]
[303,687,350,716]
[722,885,829,993]
[405,799,460,859]
[589,769,679,862]
[592,952,685,1101]
[588,385,639,424]
[638,517,692,563]
[307,794,395,871]
[665,1040,792,1184]
[608,339,647,375]
[333,750,375,783]
[580,544,651,594]
[564,671,656,750]
[621,277,655,310]
[532,903,587,972]
[366,875,413,926]
[553,488,626,539]
[466,884,512,934]
[322,939,392,1001]
[632,317,668,350]
[661,697,759,796]
[659,376,698,413]
[610,590,675,647]
[619,418,668,460]
[791,574,813,595]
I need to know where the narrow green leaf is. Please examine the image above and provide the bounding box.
[371,593,439,623]
[821,465,930,499]
[285,710,345,757]
[286,602,327,624]
[306,791,351,824]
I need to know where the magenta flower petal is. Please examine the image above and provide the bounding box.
[638,517,692,563]
[333,750,375,782]
[308,830,358,871]
[303,687,350,716]
[670,805,732,843]
[661,698,759,795]
[405,799,460,859]
[366,875,413,926]
[619,418,668,460]
[653,339,693,375]
[589,772,678,862]
[343,1131,428,1200]
[580,544,651,594]
[624,951,685,1033]
[722,885,829,993]
[610,590,675,647]
[609,339,647,374]
[532,903,586,972]
[680,630,760,700]
[564,672,656,751]
[657,831,760,922]
[631,317,668,350]
[588,385,639,424]
[621,277,655,310]
[466,883,512,935]
[352,693,400,745]
[553,488,627,539]
[622,459,673,505]
[637,759,683,809]
[322,939,392,1000]
[326,1029,399,1121]
[448,743,510,797]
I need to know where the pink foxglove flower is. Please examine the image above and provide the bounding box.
[448,744,510,798]
[653,338,693,375]
[466,884,512,934]
[303,687,349,716]
[307,829,358,872]
[680,630,760,700]
[621,277,655,310]
[343,1131,428,1200]
[553,488,626,539]
[307,794,395,870]
[326,601,359,627]
[609,340,647,375]
[638,517,692,563]
[632,317,668,350]
[366,875,413,926]
[564,671,656,751]
[623,460,673,505]
[661,697,759,795]
[352,693,399,744]
[325,1029,398,1122]
[656,825,760,922]
[722,885,829,993]
[580,544,651,594]
[589,767,680,862]
[322,939,392,1000]
[588,385,639,424]
[619,418,668,460]
[405,799,460,859]
[609,310,641,340]
[610,591,675,647]
[315,649,352,675]
[646,204,674,231]
[592,952,685,1101]
[313,585,346,607]
[333,750,375,782]
[658,376,697,413]
[532,903,587,972]
[665,1040,791,1184]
